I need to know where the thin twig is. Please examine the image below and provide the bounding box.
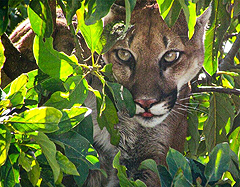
[219,32,240,70]
[192,87,240,96]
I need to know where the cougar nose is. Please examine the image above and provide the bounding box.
[134,99,158,109]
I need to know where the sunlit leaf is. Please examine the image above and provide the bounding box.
[0,125,11,166]
[33,36,78,81]
[157,0,174,18]
[44,75,88,110]
[164,0,181,27]
[204,142,240,182]
[32,132,60,183]
[6,107,62,133]
[0,151,20,187]
[27,159,41,186]
[53,106,91,135]
[178,0,196,39]
[203,0,231,75]
[28,0,53,37]
[6,74,28,107]
[76,2,103,53]
[0,39,5,85]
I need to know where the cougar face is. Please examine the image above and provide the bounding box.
[103,6,209,127]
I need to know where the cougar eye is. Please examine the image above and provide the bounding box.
[116,49,132,63]
[163,51,180,63]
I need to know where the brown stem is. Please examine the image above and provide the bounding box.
[192,86,240,96]
[219,32,240,70]
[1,33,37,80]
[49,0,56,31]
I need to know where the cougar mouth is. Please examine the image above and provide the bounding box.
[134,90,177,127]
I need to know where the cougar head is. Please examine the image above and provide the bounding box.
[103,3,211,128]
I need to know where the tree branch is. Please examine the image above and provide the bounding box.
[1,33,37,81]
[219,32,240,70]
[192,86,240,96]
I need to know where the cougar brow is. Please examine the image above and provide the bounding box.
[163,36,168,48]
[128,33,135,48]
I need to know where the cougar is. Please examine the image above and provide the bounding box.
[4,1,211,186]
[85,2,211,187]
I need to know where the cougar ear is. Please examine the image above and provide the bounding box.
[190,5,212,47]
[103,3,125,26]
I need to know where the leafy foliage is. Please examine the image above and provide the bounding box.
[0,0,240,186]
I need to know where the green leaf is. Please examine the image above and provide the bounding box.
[157,165,173,187]
[203,93,234,152]
[124,0,136,32]
[6,107,62,133]
[112,151,147,186]
[6,74,28,107]
[53,106,91,135]
[19,152,32,172]
[0,152,20,187]
[65,0,81,25]
[35,70,66,95]
[138,159,160,179]
[50,130,99,185]
[56,151,79,176]
[0,1,8,36]
[187,111,200,155]
[74,114,94,144]
[113,151,134,187]
[101,64,114,81]
[0,125,11,166]
[8,0,23,8]
[229,126,240,158]
[164,0,181,28]
[44,75,88,110]
[73,158,91,186]
[100,21,126,54]
[173,168,193,187]
[166,148,192,183]
[203,0,231,75]
[28,0,53,37]
[178,0,196,39]
[0,38,5,80]
[95,91,120,145]
[85,0,115,25]
[204,142,240,182]
[76,2,103,53]
[106,81,136,118]
[33,36,78,81]
[27,159,40,186]
[157,0,174,18]
[32,132,60,183]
